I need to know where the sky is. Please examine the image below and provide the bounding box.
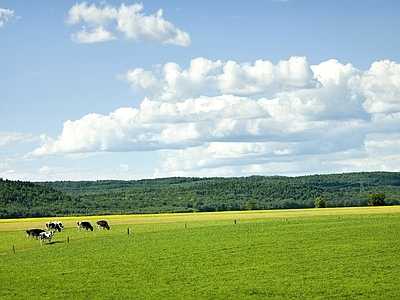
[1,0,400,181]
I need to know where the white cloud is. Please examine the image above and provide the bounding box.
[71,26,116,43]
[38,166,53,175]
[0,161,10,171]
[118,163,130,173]
[66,2,117,27]
[66,2,191,46]
[0,8,18,27]
[218,56,320,95]
[117,68,159,92]
[293,59,367,121]
[30,107,142,155]
[119,57,223,101]
[358,60,400,114]
[29,57,400,177]
[119,57,319,102]
[369,111,400,134]
[0,131,39,147]
[29,95,272,156]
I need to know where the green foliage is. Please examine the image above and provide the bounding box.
[1,212,400,299]
[0,178,79,218]
[2,172,400,218]
[315,196,326,208]
[247,199,257,210]
[368,192,387,206]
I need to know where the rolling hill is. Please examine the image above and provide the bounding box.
[1,172,400,218]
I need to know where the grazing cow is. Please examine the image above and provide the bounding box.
[97,220,110,230]
[39,231,54,245]
[26,229,45,239]
[77,221,93,231]
[45,221,64,232]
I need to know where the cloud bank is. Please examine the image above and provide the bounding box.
[66,2,191,46]
[28,56,400,176]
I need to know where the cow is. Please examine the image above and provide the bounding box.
[77,221,93,231]
[45,221,64,232]
[39,231,54,245]
[26,229,45,239]
[96,220,110,230]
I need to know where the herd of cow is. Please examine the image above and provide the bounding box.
[25,220,110,245]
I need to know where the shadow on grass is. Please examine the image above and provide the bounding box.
[44,241,64,245]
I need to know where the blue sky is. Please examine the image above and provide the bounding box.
[1,0,400,181]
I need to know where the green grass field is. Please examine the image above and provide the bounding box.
[1,207,399,299]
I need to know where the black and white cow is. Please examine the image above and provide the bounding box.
[96,220,110,230]
[77,221,93,231]
[39,231,54,245]
[45,221,64,232]
[26,229,45,239]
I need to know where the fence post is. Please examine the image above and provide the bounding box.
[12,245,15,253]
[127,228,130,235]
[234,220,236,224]
[67,237,70,244]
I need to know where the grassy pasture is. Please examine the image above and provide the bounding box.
[1,207,400,299]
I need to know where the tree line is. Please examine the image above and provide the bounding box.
[1,171,400,218]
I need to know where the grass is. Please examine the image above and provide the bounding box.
[1,207,400,299]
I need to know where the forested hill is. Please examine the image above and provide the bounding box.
[0,178,77,218]
[1,172,400,218]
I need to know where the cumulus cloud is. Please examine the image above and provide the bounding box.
[218,56,320,95]
[119,56,318,101]
[0,8,19,27]
[66,2,191,46]
[119,57,223,101]
[29,95,272,156]
[30,57,400,176]
[275,59,368,121]
[357,60,400,114]
[70,25,116,43]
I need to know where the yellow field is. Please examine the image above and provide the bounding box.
[1,206,399,231]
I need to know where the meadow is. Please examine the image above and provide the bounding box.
[0,207,399,299]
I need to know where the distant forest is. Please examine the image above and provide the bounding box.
[1,172,400,218]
